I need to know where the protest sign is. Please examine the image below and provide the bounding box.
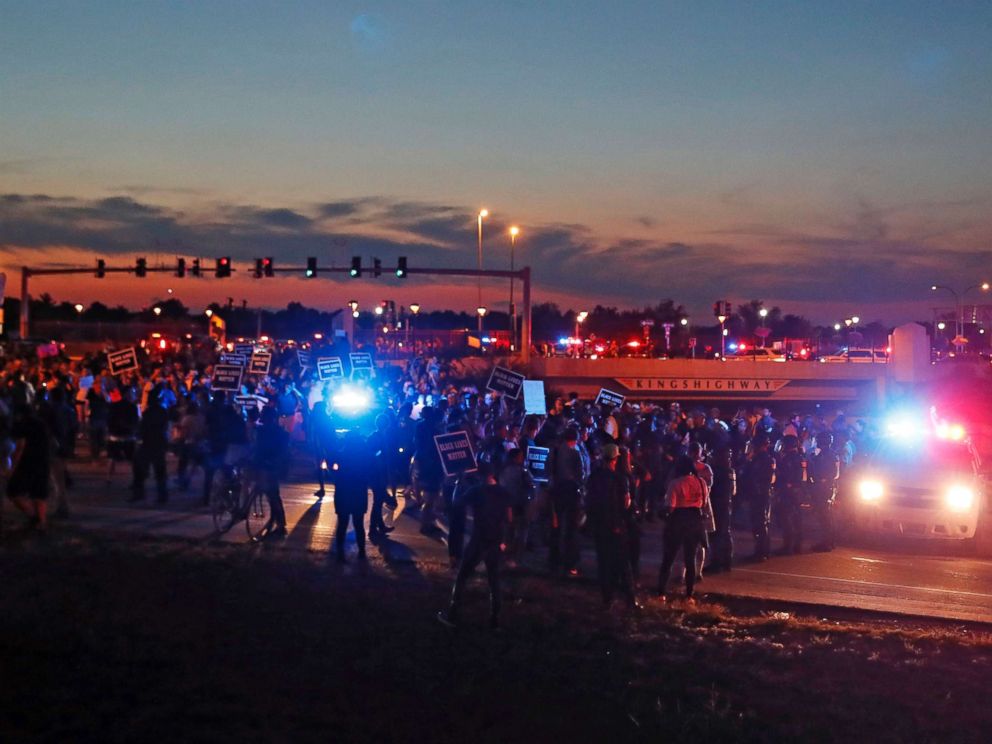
[522,380,547,415]
[486,366,525,399]
[317,356,344,381]
[595,388,626,409]
[211,364,244,392]
[108,347,139,376]
[433,431,478,477]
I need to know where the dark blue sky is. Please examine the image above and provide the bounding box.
[2,1,991,322]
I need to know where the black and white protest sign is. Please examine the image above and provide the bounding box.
[234,343,255,358]
[220,352,248,367]
[486,366,525,399]
[433,431,478,477]
[250,351,272,375]
[107,347,139,376]
[317,356,344,381]
[211,364,244,392]
[297,349,311,368]
[233,393,269,410]
[349,352,374,379]
[595,388,626,409]
[525,445,551,484]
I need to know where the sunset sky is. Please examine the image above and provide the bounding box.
[2,1,991,324]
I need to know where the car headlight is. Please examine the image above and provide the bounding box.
[332,386,371,413]
[858,479,884,503]
[945,485,975,513]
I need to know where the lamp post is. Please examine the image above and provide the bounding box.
[477,306,487,339]
[409,303,420,348]
[930,283,988,350]
[758,307,768,347]
[74,303,84,315]
[680,316,693,358]
[477,208,488,333]
[153,306,162,317]
[575,310,588,354]
[509,225,519,351]
[717,311,727,358]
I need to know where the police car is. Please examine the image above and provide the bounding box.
[851,410,987,541]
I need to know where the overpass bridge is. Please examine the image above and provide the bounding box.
[525,323,939,412]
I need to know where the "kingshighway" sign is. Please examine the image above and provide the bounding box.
[616,377,791,393]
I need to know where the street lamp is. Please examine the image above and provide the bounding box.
[410,303,421,315]
[833,323,842,332]
[477,208,488,333]
[205,308,213,318]
[575,310,588,351]
[74,303,84,314]
[509,226,520,351]
[758,307,768,347]
[153,306,162,316]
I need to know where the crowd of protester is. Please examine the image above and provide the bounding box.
[1,339,875,627]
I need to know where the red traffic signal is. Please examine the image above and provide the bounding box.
[216,257,231,278]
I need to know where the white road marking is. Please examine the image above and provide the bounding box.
[735,568,992,600]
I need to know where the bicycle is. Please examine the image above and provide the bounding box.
[210,463,271,540]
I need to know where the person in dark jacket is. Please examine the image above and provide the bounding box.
[438,463,513,629]
[707,446,737,573]
[131,386,170,503]
[775,435,806,554]
[808,432,840,552]
[586,443,640,610]
[5,404,52,531]
[413,407,445,534]
[366,413,395,540]
[549,426,584,575]
[252,407,289,538]
[742,433,776,561]
[333,430,370,562]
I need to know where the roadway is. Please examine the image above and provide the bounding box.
[9,453,992,625]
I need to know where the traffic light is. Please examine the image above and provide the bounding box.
[191,258,201,277]
[176,258,186,278]
[135,258,147,278]
[216,257,231,278]
[724,301,732,317]
[373,258,382,277]
[712,302,721,318]
[263,257,274,277]
[96,259,106,278]
[396,256,407,278]
[254,258,264,279]
[306,257,317,278]
[350,256,361,278]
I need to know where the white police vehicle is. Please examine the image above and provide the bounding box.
[852,411,987,541]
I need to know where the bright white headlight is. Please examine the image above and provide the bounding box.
[858,479,884,503]
[945,485,975,513]
[332,386,371,413]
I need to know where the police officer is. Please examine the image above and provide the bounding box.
[707,445,736,573]
[743,433,776,561]
[775,434,806,555]
[808,432,840,552]
[437,462,513,630]
[586,443,640,610]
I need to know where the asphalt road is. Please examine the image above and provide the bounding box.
[10,452,992,625]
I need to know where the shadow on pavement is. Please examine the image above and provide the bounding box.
[286,499,324,550]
